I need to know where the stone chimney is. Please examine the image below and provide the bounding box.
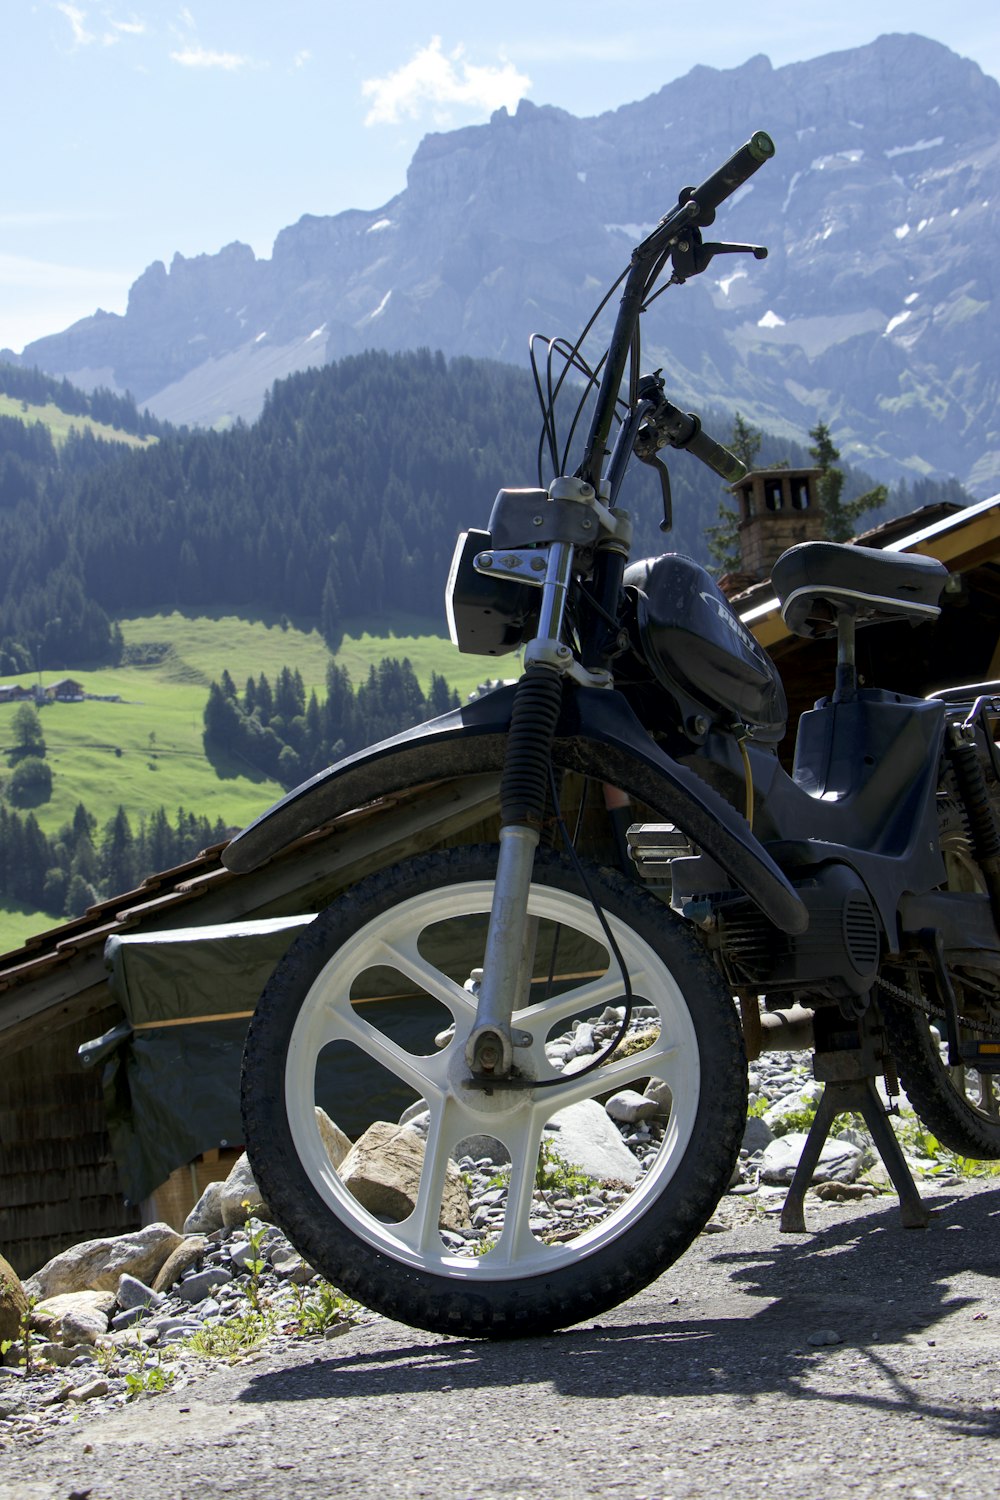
[728,467,825,581]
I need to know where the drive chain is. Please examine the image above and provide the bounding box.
[876,971,998,1040]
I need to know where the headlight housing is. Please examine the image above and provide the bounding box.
[445,529,541,656]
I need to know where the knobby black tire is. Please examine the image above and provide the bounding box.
[240,845,747,1338]
[879,991,1000,1158]
[880,768,1000,1159]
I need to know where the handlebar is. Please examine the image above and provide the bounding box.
[577,132,774,493]
[681,421,746,484]
[634,389,746,484]
[679,131,776,227]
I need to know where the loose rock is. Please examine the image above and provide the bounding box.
[25,1225,183,1300]
[807,1328,844,1347]
[183,1181,226,1236]
[604,1089,663,1125]
[317,1106,352,1170]
[760,1133,863,1186]
[339,1121,472,1232]
[152,1237,209,1295]
[31,1291,117,1346]
[219,1153,270,1229]
[0,1252,27,1362]
[117,1274,163,1312]
[543,1100,642,1185]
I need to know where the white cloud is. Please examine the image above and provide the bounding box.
[293,49,311,69]
[55,3,95,47]
[170,45,252,71]
[109,17,145,37]
[55,5,145,50]
[362,37,530,127]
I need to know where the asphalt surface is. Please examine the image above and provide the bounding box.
[4,1179,1000,1499]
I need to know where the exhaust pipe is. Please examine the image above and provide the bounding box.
[740,999,815,1059]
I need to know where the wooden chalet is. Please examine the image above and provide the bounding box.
[43,678,85,702]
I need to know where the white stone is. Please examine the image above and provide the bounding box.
[604,1089,662,1125]
[762,1082,823,1133]
[543,1100,642,1185]
[183,1181,226,1235]
[219,1154,270,1230]
[316,1107,352,1170]
[759,1133,863,1185]
[31,1290,116,1345]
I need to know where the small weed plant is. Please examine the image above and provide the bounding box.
[289,1281,354,1336]
[534,1138,602,1197]
[240,1204,269,1313]
[122,1347,175,1400]
[1,1295,38,1374]
[891,1113,1000,1177]
[184,1307,278,1362]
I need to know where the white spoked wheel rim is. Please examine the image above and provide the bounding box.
[283,876,701,1280]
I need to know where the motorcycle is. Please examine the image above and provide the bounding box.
[225,132,1000,1338]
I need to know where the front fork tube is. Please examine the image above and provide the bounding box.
[464,827,542,1075]
[464,542,574,1080]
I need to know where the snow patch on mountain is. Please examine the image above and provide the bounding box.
[884,137,945,158]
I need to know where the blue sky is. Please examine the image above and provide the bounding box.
[2,1,997,354]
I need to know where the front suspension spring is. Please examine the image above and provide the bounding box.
[500,666,564,828]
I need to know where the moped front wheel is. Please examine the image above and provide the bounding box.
[241,845,746,1338]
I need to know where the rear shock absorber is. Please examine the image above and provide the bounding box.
[948,728,1000,928]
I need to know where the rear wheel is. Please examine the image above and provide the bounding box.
[241,845,746,1337]
[881,780,1000,1158]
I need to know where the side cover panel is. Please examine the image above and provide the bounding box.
[223,685,808,936]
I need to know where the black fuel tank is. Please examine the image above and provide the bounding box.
[625,554,787,741]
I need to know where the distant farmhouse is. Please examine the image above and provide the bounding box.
[0,678,121,706]
[44,678,85,702]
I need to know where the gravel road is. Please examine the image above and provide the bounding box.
[3,1178,999,1500]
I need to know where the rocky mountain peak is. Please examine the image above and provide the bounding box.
[14,33,1000,494]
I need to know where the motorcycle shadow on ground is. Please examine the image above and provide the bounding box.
[238,1183,1000,1437]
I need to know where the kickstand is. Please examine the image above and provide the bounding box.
[779,1034,932,1234]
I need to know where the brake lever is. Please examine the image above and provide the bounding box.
[635,450,673,534]
[671,227,768,280]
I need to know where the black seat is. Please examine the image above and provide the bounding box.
[771,541,947,640]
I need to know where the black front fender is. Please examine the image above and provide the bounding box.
[223,683,808,935]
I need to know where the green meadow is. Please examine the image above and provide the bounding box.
[0,609,503,950]
[0,394,156,450]
[0,898,56,952]
[1,609,494,837]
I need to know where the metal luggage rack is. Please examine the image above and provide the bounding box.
[928,680,1000,779]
